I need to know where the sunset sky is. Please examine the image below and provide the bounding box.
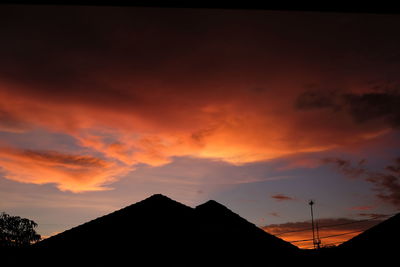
[1,5,400,248]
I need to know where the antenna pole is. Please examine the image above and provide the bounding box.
[316,221,321,249]
[309,200,316,249]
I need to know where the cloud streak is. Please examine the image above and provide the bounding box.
[322,157,366,179]
[271,194,295,202]
[0,147,130,192]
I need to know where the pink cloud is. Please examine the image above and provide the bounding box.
[271,194,294,202]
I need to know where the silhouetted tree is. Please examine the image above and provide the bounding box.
[0,212,41,247]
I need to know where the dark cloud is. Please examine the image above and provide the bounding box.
[295,86,400,128]
[322,157,366,179]
[366,158,400,208]
[271,194,294,201]
[370,174,400,207]
[344,91,400,127]
[2,6,400,108]
[324,156,400,208]
[295,90,340,110]
[385,157,400,173]
[0,6,221,111]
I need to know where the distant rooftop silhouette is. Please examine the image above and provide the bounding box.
[31,193,299,267]
[340,212,400,251]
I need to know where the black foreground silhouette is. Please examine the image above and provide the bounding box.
[3,194,399,267]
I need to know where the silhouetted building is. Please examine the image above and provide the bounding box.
[28,194,299,267]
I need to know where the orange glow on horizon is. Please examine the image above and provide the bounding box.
[263,217,384,249]
[270,229,362,249]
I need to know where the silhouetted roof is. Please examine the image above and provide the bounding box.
[340,212,400,251]
[33,193,299,266]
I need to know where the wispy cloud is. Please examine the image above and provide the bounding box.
[323,156,400,209]
[366,158,400,208]
[0,147,131,192]
[271,194,294,202]
[322,157,366,179]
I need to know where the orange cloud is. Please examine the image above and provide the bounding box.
[0,7,399,192]
[0,147,131,192]
[0,79,396,192]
